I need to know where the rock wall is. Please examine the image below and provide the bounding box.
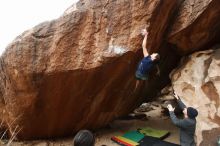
[0,0,220,142]
[168,0,220,55]
[0,0,179,139]
[170,48,220,145]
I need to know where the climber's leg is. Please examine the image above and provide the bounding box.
[134,71,148,93]
[134,80,140,92]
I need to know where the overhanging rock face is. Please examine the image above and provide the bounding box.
[0,0,178,139]
[1,0,220,141]
[168,0,220,55]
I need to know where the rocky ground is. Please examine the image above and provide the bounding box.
[2,99,180,146]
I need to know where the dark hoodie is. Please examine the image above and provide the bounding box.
[169,99,197,146]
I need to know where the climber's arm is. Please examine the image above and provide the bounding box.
[142,30,149,57]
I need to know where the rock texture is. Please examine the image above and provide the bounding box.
[168,0,220,55]
[170,48,220,145]
[0,0,179,139]
[1,0,220,142]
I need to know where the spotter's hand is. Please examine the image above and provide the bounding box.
[173,91,180,100]
[167,104,175,112]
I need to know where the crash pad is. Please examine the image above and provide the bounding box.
[123,131,145,142]
[138,127,169,139]
[111,136,139,146]
[139,136,180,146]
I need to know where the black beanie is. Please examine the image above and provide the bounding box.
[187,107,198,119]
[73,130,95,146]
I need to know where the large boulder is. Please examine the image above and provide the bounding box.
[0,0,179,139]
[168,0,220,55]
[170,48,220,145]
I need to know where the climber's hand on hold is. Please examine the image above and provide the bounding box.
[167,104,175,112]
[141,29,148,36]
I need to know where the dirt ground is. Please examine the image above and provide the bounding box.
[95,118,179,146]
[3,102,180,146]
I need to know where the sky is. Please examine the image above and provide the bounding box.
[0,0,79,55]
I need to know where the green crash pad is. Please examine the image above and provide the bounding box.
[138,127,170,139]
[122,131,145,142]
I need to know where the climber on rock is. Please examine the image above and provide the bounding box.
[167,92,198,146]
[134,28,160,90]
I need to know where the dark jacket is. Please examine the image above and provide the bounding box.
[136,56,154,76]
[169,99,196,146]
